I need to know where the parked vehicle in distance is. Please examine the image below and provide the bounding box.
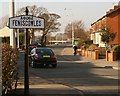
[29,47,57,68]
[55,43,59,45]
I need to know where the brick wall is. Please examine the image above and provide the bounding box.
[80,49,99,60]
[106,51,116,61]
[106,10,119,44]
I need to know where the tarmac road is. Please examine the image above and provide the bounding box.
[10,46,119,96]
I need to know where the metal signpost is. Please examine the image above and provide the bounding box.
[9,16,44,29]
[9,7,45,95]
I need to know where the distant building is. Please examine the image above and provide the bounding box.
[0,27,10,37]
[90,3,120,47]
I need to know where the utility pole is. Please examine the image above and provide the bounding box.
[62,33,63,44]
[24,7,29,95]
[17,29,19,48]
[72,23,74,45]
[9,0,16,48]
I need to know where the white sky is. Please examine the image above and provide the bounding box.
[0,0,119,33]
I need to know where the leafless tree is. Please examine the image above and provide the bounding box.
[65,20,88,45]
[16,5,61,46]
[0,15,9,29]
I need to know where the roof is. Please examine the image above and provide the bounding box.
[106,7,120,17]
[91,5,120,26]
[0,26,10,37]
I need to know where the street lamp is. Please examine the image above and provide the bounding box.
[71,23,74,45]
[64,8,74,45]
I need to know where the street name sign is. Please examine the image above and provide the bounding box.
[9,15,45,29]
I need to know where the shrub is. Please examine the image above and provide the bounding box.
[2,44,18,95]
[88,44,99,50]
[98,47,106,55]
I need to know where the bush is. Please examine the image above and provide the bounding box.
[98,47,106,55]
[2,44,18,95]
[88,44,99,50]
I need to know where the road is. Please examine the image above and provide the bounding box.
[17,45,119,96]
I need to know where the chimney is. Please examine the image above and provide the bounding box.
[106,11,109,14]
[114,6,119,10]
[110,9,114,12]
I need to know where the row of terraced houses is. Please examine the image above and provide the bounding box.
[90,3,120,47]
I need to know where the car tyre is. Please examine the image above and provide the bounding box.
[52,64,57,68]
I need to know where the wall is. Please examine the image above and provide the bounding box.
[106,10,119,44]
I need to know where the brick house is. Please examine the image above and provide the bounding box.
[90,4,120,47]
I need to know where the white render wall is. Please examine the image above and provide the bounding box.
[90,32,105,47]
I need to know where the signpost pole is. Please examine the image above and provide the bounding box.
[24,7,29,95]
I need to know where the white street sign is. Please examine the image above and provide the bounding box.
[9,15,45,29]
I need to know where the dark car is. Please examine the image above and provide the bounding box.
[29,47,57,68]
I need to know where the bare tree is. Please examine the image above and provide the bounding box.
[65,20,88,45]
[0,15,9,29]
[16,5,61,46]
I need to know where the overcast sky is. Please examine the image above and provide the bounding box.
[0,0,119,32]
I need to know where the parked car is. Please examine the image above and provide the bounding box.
[29,47,57,68]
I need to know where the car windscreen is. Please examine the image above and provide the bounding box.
[36,49,54,55]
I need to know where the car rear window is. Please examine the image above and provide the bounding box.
[36,49,54,55]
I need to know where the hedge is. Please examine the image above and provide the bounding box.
[2,44,18,95]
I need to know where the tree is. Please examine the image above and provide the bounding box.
[100,25,116,46]
[16,5,61,46]
[40,13,61,46]
[64,20,89,46]
[0,15,9,29]
[19,32,25,45]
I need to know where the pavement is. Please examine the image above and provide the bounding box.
[61,47,119,70]
[9,47,119,96]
